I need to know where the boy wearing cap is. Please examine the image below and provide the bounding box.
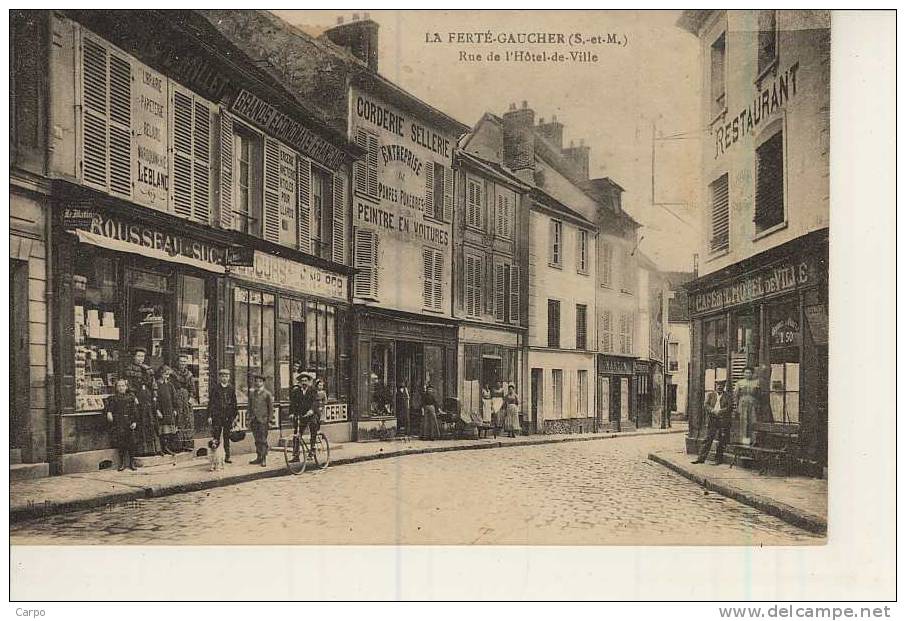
[208,369,238,463]
[247,372,273,466]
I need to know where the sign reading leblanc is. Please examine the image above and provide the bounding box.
[692,259,813,315]
[231,90,345,170]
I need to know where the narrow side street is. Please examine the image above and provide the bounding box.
[11,433,820,545]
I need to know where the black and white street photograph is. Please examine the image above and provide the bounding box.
[6,8,895,603]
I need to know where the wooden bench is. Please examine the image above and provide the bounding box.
[735,423,799,475]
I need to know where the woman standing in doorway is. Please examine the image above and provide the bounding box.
[171,354,196,452]
[734,366,760,444]
[502,384,521,438]
[420,384,441,441]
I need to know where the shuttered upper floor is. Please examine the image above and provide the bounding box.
[46,15,352,265]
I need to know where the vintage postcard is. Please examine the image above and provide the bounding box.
[7,8,895,602]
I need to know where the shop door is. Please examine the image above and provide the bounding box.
[597,376,610,426]
[291,321,305,373]
[127,268,171,369]
[482,357,501,389]
[620,377,630,422]
[530,368,542,429]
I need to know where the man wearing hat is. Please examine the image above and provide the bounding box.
[247,371,274,466]
[693,379,733,464]
[288,371,318,462]
[208,369,238,463]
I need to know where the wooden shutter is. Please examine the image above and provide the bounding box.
[443,165,453,223]
[710,174,730,252]
[494,263,506,322]
[422,248,434,309]
[170,84,213,223]
[600,241,612,287]
[600,311,612,352]
[424,161,434,219]
[754,132,784,230]
[353,129,367,196]
[192,98,212,224]
[217,112,234,229]
[432,250,443,311]
[367,133,379,196]
[496,194,504,237]
[80,33,131,198]
[171,88,194,218]
[332,171,347,264]
[509,264,520,324]
[297,156,312,253]
[354,228,378,299]
[576,305,587,350]
[263,137,281,243]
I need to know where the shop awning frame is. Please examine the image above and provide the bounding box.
[73,229,226,274]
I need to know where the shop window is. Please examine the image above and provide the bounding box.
[755,130,785,233]
[465,255,482,318]
[599,311,613,353]
[599,240,613,287]
[177,274,210,406]
[547,299,561,348]
[710,32,726,117]
[311,167,333,260]
[462,344,482,418]
[369,341,395,417]
[467,178,482,229]
[768,303,800,423]
[577,229,589,274]
[232,287,275,404]
[549,219,562,267]
[353,128,379,199]
[422,247,444,312]
[731,310,760,385]
[576,304,588,350]
[757,10,778,76]
[552,369,563,418]
[303,301,338,401]
[709,174,730,252]
[424,344,445,404]
[702,315,728,392]
[127,267,171,369]
[232,124,262,237]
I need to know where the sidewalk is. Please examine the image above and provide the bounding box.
[11,425,686,524]
[648,449,827,535]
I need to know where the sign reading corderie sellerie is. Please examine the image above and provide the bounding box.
[231,90,345,170]
[229,251,348,302]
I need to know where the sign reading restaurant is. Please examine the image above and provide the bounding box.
[691,257,817,316]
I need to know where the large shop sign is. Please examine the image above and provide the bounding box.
[692,257,818,316]
[229,251,348,303]
[598,356,633,375]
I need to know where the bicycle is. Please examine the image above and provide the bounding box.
[284,414,331,475]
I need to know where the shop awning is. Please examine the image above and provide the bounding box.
[74,229,226,274]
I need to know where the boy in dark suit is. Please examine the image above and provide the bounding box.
[693,379,732,464]
[208,369,237,464]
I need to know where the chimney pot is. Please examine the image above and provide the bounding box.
[509,103,517,111]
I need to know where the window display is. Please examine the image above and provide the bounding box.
[233,286,276,403]
[178,274,210,406]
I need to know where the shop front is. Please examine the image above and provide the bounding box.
[353,309,458,439]
[53,200,231,473]
[459,324,524,431]
[686,230,828,468]
[227,251,353,443]
[597,354,635,430]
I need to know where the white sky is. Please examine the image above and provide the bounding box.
[275,10,703,271]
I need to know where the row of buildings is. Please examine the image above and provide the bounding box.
[11,10,688,477]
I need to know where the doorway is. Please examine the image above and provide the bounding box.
[482,356,501,390]
[530,368,542,430]
[620,377,630,422]
[127,267,171,369]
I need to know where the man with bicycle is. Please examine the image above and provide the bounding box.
[289,370,319,463]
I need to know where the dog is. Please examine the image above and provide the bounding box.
[208,436,226,472]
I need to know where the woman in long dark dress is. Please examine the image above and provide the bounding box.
[420,384,441,441]
[155,365,179,455]
[121,348,161,457]
[171,354,196,452]
[105,379,138,471]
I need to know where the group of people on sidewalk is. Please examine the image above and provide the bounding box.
[480,382,522,438]
[693,366,762,465]
[103,348,196,471]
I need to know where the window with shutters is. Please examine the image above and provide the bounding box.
[710,33,726,117]
[232,124,262,237]
[576,304,588,350]
[353,228,379,300]
[495,189,514,239]
[757,10,778,77]
[311,167,334,260]
[79,34,132,199]
[331,171,347,264]
[599,310,613,352]
[354,128,379,199]
[600,240,613,287]
[171,85,213,224]
[549,219,562,267]
[577,229,589,274]
[754,130,786,233]
[426,162,451,222]
[466,178,482,230]
[547,299,561,348]
[620,312,634,355]
[465,254,482,318]
[509,264,520,324]
[620,249,634,294]
[422,248,444,312]
[709,174,730,253]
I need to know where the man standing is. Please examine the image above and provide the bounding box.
[693,379,732,464]
[248,372,274,466]
[208,369,237,463]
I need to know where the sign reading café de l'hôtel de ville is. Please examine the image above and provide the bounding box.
[349,86,455,315]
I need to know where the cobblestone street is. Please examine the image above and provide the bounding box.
[11,434,821,545]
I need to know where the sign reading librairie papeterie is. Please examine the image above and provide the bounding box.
[133,62,170,211]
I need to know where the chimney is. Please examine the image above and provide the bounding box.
[537,113,564,149]
[323,14,380,72]
[561,137,590,182]
[502,101,535,183]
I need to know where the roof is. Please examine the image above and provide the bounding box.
[455,151,532,192]
[530,188,596,228]
[676,10,716,36]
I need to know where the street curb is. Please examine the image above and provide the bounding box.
[647,452,827,535]
[9,428,684,524]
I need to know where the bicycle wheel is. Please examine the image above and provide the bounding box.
[284,435,307,475]
[312,433,330,470]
